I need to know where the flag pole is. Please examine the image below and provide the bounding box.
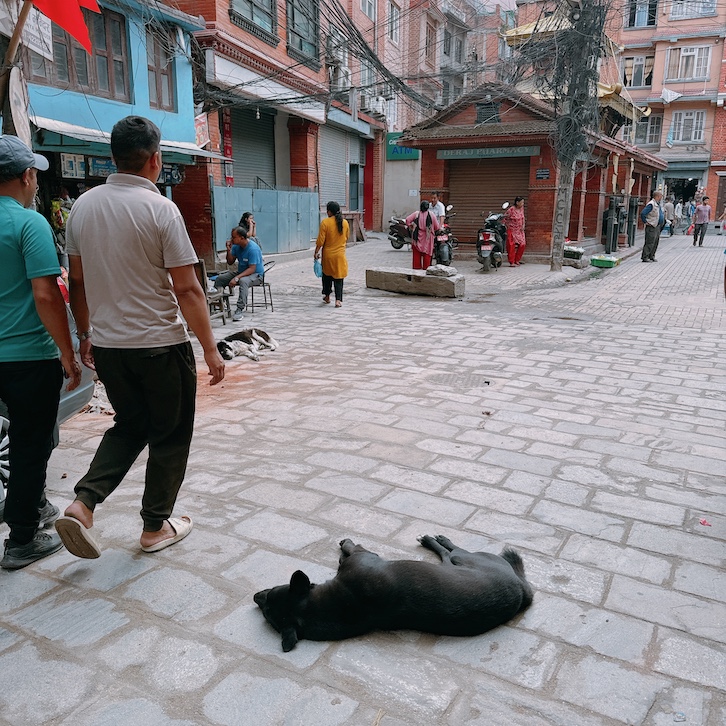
[0,0,34,122]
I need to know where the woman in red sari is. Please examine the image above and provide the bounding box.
[504,196,527,266]
[405,201,440,270]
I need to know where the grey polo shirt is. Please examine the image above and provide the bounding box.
[66,173,198,348]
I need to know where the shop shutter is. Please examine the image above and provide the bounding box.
[448,157,531,243]
[230,107,276,188]
[319,126,348,205]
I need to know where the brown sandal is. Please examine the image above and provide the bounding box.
[323,295,330,304]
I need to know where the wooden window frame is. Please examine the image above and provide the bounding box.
[147,30,176,111]
[286,0,320,70]
[27,8,129,103]
[229,0,279,47]
[425,23,436,67]
[388,3,400,44]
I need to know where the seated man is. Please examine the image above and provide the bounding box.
[214,226,264,321]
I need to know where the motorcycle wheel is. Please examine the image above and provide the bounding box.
[481,256,491,272]
[450,237,459,248]
[390,236,405,250]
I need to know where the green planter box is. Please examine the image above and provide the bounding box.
[590,257,619,268]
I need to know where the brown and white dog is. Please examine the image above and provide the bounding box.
[254,535,533,651]
[217,328,279,362]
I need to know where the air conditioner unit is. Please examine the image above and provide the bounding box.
[333,66,351,91]
[326,35,346,65]
[371,96,387,116]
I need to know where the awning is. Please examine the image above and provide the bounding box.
[31,116,226,160]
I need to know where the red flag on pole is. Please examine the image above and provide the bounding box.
[32,0,101,53]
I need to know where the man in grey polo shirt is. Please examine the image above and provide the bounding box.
[55,116,225,559]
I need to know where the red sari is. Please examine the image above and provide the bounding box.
[504,205,526,265]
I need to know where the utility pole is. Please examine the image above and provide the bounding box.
[549,0,606,271]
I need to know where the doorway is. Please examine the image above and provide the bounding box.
[665,177,698,204]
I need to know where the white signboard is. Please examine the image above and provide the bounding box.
[0,3,53,60]
[61,153,86,179]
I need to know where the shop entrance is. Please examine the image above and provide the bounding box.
[665,177,698,204]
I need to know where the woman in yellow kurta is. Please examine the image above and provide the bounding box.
[314,201,349,307]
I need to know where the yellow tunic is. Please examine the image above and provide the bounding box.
[316,216,349,279]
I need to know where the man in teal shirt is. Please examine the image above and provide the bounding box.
[214,225,264,321]
[0,135,81,569]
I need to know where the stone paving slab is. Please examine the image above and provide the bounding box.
[1,231,725,725]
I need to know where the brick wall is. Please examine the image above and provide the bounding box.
[526,145,556,254]
[369,130,386,231]
[288,118,319,189]
[708,45,726,210]
[420,148,446,196]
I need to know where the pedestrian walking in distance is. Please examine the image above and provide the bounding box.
[315,201,349,307]
[56,115,225,560]
[693,197,711,247]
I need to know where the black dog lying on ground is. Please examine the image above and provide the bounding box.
[253,535,533,651]
[216,328,279,361]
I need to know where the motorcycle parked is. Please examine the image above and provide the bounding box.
[388,216,411,249]
[433,204,459,266]
[477,202,509,272]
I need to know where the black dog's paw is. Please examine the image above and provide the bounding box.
[434,535,456,551]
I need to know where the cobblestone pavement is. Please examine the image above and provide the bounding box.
[1,232,724,725]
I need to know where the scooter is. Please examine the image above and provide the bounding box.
[477,202,509,272]
[433,204,458,266]
[388,216,411,249]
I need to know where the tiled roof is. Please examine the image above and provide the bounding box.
[400,120,554,141]
[650,24,726,41]
[407,82,555,132]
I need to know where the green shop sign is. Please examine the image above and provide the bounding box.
[387,132,420,161]
[437,146,540,160]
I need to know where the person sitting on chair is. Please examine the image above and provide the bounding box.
[214,226,264,321]
[238,211,258,245]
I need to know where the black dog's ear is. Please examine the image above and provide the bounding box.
[289,570,311,599]
[253,589,269,607]
[281,626,299,652]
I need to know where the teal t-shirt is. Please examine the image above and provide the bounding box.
[230,239,264,276]
[0,196,60,362]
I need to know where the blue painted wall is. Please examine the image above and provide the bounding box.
[27,8,197,143]
[212,187,320,255]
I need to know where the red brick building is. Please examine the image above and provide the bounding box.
[398,83,667,258]
[708,44,726,216]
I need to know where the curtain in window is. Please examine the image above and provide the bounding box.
[623,57,634,85]
[644,56,654,84]
[667,49,680,79]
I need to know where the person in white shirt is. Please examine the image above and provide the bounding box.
[674,199,683,234]
[430,191,446,224]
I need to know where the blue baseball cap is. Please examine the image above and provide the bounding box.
[0,135,49,175]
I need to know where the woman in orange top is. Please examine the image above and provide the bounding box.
[314,201,349,307]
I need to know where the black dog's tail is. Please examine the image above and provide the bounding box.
[501,547,534,612]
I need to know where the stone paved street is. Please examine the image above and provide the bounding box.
[1,232,724,725]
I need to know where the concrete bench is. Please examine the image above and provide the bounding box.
[366,267,465,298]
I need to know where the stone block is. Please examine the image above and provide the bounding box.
[366,267,465,297]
